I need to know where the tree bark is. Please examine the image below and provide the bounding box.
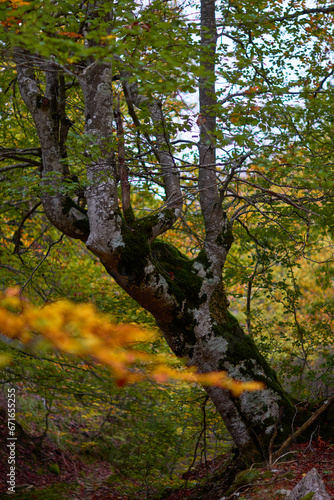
[104,239,296,459]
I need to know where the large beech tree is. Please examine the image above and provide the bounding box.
[1,0,334,459]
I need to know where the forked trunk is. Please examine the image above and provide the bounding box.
[14,3,296,460]
[99,237,296,460]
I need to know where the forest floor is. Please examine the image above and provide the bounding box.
[0,410,333,500]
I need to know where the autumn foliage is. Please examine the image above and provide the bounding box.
[0,288,264,396]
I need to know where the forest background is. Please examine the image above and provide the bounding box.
[0,0,334,498]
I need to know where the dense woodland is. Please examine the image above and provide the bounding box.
[0,0,334,498]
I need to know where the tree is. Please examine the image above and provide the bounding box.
[1,0,334,460]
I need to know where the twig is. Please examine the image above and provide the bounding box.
[0,163,39,173]
[0,264,23,275]
[183,395,209,489]
[268,406,284,465]
[303,426,318,454]
[13,202,42,254]
[272,450,298,466]
[20,234,64,294]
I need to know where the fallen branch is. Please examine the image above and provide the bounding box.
[274,394,334,459]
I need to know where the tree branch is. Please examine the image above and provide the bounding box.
[149,100,183,213]
[121,71,183,237]
[114,96,133,220]
[198,0,232,267]
[13,202,42,254]
[0,163,39,174]
[20,234,65,294]
[269,5,334,23]
[14,48,89,241]
[275,395,334,458]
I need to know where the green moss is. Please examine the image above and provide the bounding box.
[226,469,261,495]
[151,240,188,262]
[7,482,73,499]
[62,196,87,216]
[60,197,89,234]
[118,223,151,281]
[215,320,292,397]
[117,210,176,280]
[300,493,315,500]
[215,217,234,250]
[209,285,278,381]
[123,206,135,223]
[117,211,206,297]
[48,463,60,474]
[150,240,203,307]
[283,472,295,479]
[209,281,232,323]
[162,208,174,220]
[194,249,211,269]
[235,469,261,485]
[167,314,198,357]
[73,217,90,234]
[193,249,214,278]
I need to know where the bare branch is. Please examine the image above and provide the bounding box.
[0,163,38,174]
[313,68,334,98]
[220,153,251,198]
[0,147,41,159]
[269,5,334,23]
[114,96,133,220]
[20,234,65,294]
[13,202,42,254]
[122,71,182,207]
[149,100,183,213]
[275,395,334,458]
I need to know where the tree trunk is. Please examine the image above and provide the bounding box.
[99,236,296,460]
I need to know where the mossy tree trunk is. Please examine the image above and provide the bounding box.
[13,0,297,460]
[102,235,296,459]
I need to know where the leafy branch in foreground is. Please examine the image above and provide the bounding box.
[0,288,264,396]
